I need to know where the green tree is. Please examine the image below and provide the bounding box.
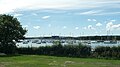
[0,14,27,55]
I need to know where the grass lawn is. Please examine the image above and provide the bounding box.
[0,55,120,67]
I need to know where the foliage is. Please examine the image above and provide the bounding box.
[93,46,120,59]
[0,14,27,54]
[18,43,91,58]
[17,42,120,59]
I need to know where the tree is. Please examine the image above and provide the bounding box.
[0,14,27,54]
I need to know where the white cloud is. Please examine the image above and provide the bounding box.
[75,27,79,30]
[80,10,103,15]
[88,19,97,22]
[106,22,120,31]
[42,16,50,19]
[110,20,116,22]
[96,23,102,26]
[96,12,120,15]
[112,24,120,29]
[78,11,120,16]
[93,19,97,21]
[33,26,40,29]
[0,0,80,14]
[87,19,91,21]
[1,0,120,14]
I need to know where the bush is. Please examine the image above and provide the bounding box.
[17,42,91,58]
[93,46,120,59]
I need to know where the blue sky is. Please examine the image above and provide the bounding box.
[1,0,120,37]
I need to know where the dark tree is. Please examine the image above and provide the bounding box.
[0,14,27,54]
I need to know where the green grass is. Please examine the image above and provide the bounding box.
[0,55,120,67]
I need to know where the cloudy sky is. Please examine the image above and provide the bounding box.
[1,0,120,37]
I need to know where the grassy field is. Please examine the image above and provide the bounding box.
[0,55,120,67]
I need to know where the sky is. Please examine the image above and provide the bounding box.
[1,0,120,37]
